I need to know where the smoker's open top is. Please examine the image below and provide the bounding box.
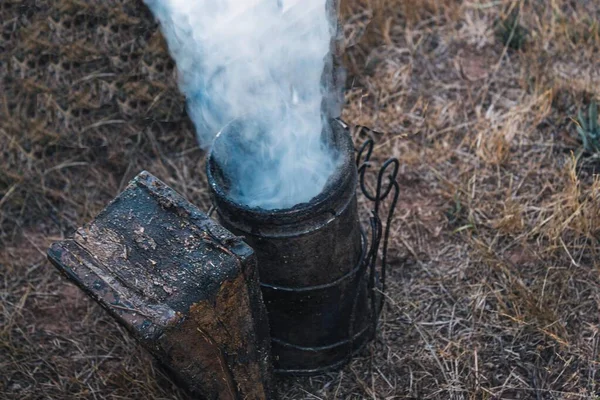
[206,119,357,229]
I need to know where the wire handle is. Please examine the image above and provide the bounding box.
[354,125,400,335]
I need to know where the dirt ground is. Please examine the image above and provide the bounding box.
[2,0,600,399]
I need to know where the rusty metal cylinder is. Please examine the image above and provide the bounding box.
[207,119,371,374]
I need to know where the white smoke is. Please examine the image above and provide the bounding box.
[144,0,343,209]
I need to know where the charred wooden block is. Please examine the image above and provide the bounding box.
[47,171,274,400]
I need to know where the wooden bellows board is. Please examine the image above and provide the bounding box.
[47,171,274,400]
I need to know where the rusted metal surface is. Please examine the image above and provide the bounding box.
[207,119,372,374]
[47,171,274,400]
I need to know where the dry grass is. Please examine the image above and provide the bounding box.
[2,0,600,398]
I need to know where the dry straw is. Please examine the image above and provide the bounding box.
[2,0,600,398]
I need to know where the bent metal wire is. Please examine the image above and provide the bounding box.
[353,123,400,343]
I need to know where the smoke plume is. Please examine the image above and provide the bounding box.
[144,0,343,209]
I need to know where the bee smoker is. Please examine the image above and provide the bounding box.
[207,119,398,374]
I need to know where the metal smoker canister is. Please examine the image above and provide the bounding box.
[206,119,371,374]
